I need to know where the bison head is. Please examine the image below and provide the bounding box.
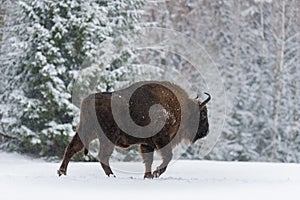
[192,92,211,143]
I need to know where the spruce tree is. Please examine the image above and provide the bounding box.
[0,0,144,158]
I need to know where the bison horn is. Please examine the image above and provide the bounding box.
[199,92,211,109]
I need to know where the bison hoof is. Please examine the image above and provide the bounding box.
[144,172,154,179]
[153,170,161,178]
[57,169,66,176]
[107,173,116,178]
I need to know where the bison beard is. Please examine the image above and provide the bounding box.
[57,81,210,178]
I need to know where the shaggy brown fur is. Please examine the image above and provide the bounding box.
[57,81,210,178]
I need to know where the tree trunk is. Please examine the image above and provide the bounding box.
[272,0,286,161]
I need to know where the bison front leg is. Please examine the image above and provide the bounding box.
[153,145,173,178]
[99,142,115,177]
[57,132,84,176]
[140,144,155,179]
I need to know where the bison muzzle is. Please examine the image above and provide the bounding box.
[58,81,211,178]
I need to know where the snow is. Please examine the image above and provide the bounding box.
[1,152,300,200]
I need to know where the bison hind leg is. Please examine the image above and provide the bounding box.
[140,144,155,179]
[58,132,84,176]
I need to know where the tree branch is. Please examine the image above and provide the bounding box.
[0,117,18,140]
[0,131,18,140]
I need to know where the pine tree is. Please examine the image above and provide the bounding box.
[0,0,145,158]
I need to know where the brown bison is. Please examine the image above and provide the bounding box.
[57,81,210,178]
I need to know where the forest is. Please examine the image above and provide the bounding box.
[0,0,299,163]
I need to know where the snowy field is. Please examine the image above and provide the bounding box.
[1,152,300,200]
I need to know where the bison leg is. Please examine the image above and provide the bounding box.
[140,144,155,179]
[99,142,115,177]
[153,145,173,178]
[57,132,84,176]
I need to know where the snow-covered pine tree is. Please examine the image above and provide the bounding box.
[0,0,95,157]
[0,0,33,151]
[0,0,145,158]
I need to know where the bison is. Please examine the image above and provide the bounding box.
[57,81,210,178]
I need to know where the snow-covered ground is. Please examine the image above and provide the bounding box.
[1,152,300,200]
